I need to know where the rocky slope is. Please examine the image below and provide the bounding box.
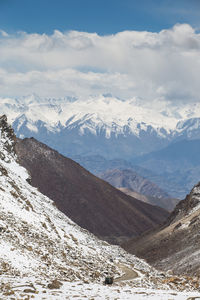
[15,137,169,244]
[123,181,200,276]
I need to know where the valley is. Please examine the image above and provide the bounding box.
[15,136,168,244]
[0,115,199,298]
[0,97,200,298]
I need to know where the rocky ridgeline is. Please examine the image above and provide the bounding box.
[167,182,200,225]
[124,178,200,278]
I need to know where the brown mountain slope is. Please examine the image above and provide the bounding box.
[99,169,169,198]
[118,187,179,212]
[123,182,200,276]
[118,187,154,203]
[15,137,169,244]
[99,169,179,211]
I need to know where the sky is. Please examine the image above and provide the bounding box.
[1,0,200,34]
[0,0,200,104]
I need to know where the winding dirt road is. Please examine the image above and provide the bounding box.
[115,264,138,283]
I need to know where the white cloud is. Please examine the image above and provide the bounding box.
[0,30,9,37]
[0,24,200,104]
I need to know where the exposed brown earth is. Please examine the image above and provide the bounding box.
[15,137,169,244]
[123,182,200,276]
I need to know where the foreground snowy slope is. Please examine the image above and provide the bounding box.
[0,114,199,299]
[1,279,200,300]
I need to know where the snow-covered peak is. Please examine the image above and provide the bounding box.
[0,94,195,139]
[1,94,200,159]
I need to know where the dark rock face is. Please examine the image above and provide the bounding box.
[15,137,169,244]
[123,182,200,276]
[0,115,16,160]
[166,182,200,225]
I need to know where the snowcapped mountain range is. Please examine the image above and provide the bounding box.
[2,94,200,159]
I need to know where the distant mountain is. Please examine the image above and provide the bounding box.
[2,94,200,161]
[99,169,169,199]
[133,139,200,174]
[15,137,169,244]
[132,139,200,198]
[71,154,155,177]
[123,181,200,276]
[98,169,179,211]
[118,187,159,203]
[118,188,178,212]
[70,154,191,199]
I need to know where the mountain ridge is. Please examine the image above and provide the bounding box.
[99,169,169,199]
[15,137,169,244]
[2,94,200,160]
[123,181,200,276]
[98,169,179,211]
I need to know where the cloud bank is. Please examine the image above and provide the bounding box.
[0,24,200,104]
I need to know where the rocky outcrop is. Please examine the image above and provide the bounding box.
[166,182,200,224]
[0,115,16,162]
